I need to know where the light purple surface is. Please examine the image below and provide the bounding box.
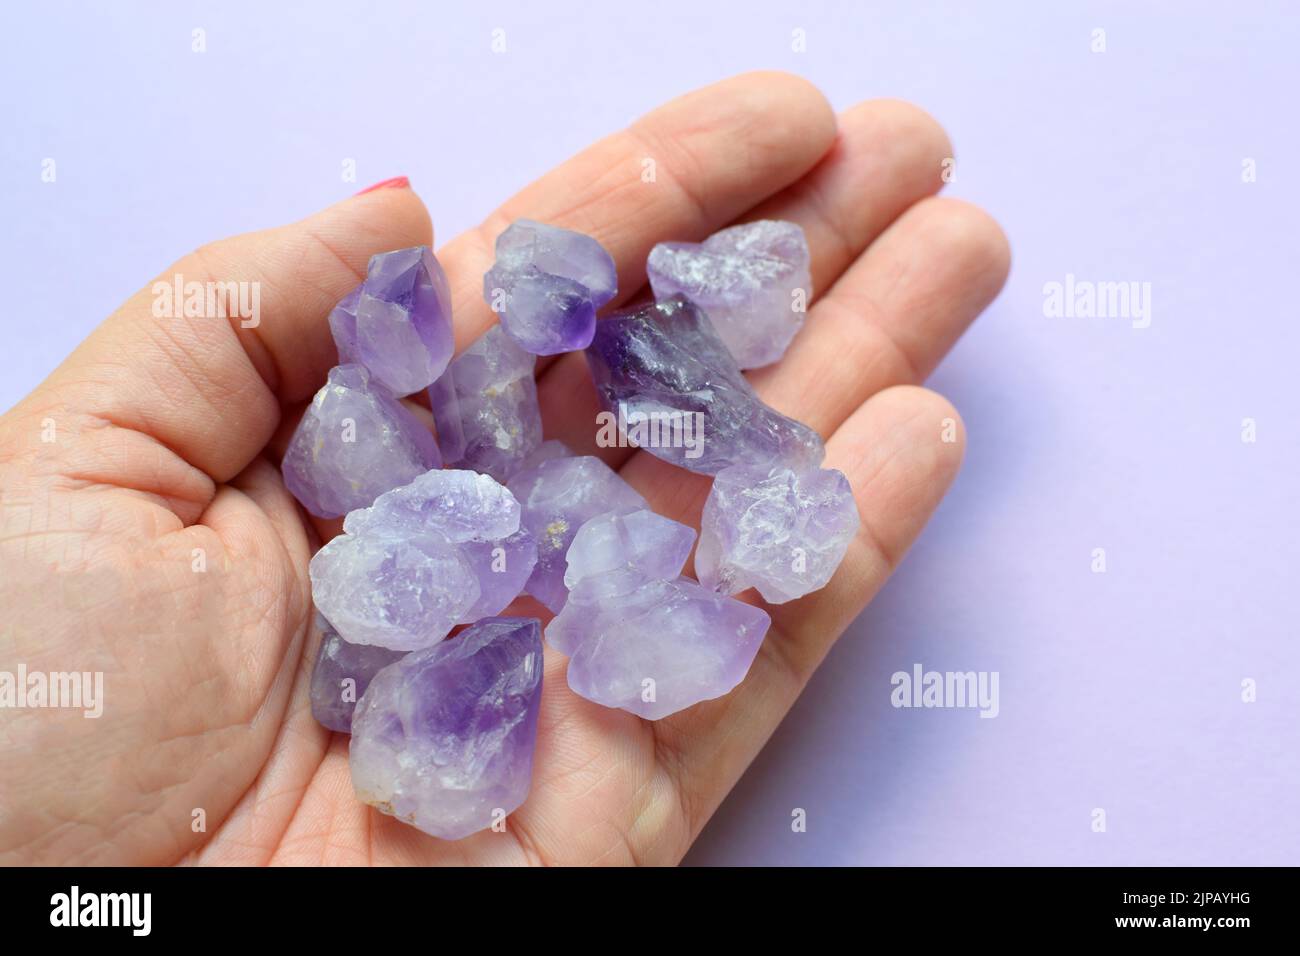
[1,2,1296,864]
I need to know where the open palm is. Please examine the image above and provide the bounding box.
[0,73,1008,865]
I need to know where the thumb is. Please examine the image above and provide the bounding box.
[7,180,431,488]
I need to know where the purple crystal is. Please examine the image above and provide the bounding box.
[561,508,697,600]
[457,529,537,624]
[484,220,617,355]
[309,613,407,733]
[546,507,770,718]
[556,576,770,720]
[428,325,542,482]
[310,470,536,650]
[281,364,441,518]
[329,246,454,396]
[647,220,811,368]
[696,463,860,604]
[349,616,543,840]
[585,296,824,475]
[548,509,696,655]
[516,438,573,473]
[508,455,646,613]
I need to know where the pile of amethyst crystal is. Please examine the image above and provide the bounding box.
[284,220,859,841]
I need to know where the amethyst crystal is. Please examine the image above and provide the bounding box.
[310,613,407,733]
[349,616,544,840]
[508,455,647,613]
[547,507,770,719]
[516,438,573,473]
[696,463,860,604]
[310,470,536,650]
[563,578,770,719]
[427,325,542,482]
[329,246,455,396]
[561,508,698,600]
[647,220,811,369]
[484,220,617,355]
[281,364,441,518]
[547,509,697,655]
[585,296,824,475]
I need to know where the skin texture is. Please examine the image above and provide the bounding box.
[0,73,1008,866]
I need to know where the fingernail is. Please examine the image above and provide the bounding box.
[354,176,410,196]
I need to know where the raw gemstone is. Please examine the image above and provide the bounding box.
[557,576,771,720]
[428,325,542,482]
[546,507,770,719]
[696,463,860,604]
[350,616,544,840]
[457,529,537,624]
[516,438,573,473]
[585,295,825,475]
[329,246,455,396]
[508,455,647,613]
[309,613,407,733]
[310,470,536,650]
[281,364,441,518]
[548,508,696,655]
[561,508,697,596]
[484,220,617,355]
[647,220,811,368]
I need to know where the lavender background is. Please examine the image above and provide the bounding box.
[2,2,1296,865]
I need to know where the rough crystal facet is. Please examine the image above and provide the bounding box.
[310,613,407,733]
[561,508,697,597]
[545,507,770,718]
[428,325,542,482]
[349,616,544,840]
[282,364,441,518]
[484,220,617,355]
[647,220,811,368]
[329,246,455,396]
[555,576,770,720]
[310,470,536,650]
[585,296,824,475]
[508,455,647,612]
[696,462,860,604]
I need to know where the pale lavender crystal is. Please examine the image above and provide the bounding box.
[309,613,407,733]
[457,530,536,624]
[561,508,697,599]
[508,455,646,612]
[281,364,441,518]
[516,438,573,473]
[428,325,542,482]
[647,220,811,369]
[548,509,696,655]
[696,463,860,604]
[484,220,617,355]
[585,296,824,475]
[547,508,770,718]
[350,616,543,840]
[310,470,536,650]
[558,576,770,720]
[329,246,454,396]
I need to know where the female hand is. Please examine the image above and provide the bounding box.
[0,72,1008,865]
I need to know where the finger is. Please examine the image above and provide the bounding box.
[438,71,837,360]
[12,184,432,492]
[748,196,1010,438]
[742,99,953,297]
[535,100,957,462]
[654,385,967,842]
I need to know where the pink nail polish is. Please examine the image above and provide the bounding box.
[355,176,410,196]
